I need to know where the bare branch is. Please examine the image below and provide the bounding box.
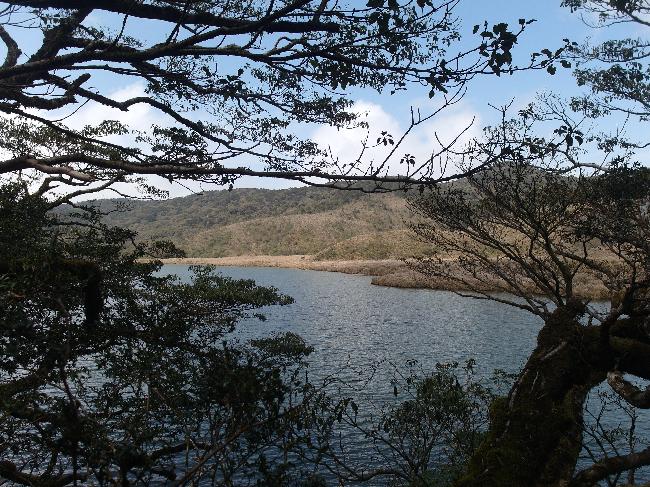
[570,446,650,487]
[607,370,650,409]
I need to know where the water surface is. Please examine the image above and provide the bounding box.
[164,264,542,379]
[162,265,648,484]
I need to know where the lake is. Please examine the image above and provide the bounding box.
[162,265,649,484]
[163,264,541,377]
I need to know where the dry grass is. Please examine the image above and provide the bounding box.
[162,255,405,275]
[371,267,611,300]
[178,194,413,258]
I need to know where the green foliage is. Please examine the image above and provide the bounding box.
[0,183,333,486]
[562,1,650,122]
[321,360,499,487]
[381,361,494,486]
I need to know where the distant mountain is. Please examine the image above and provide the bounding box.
[90,186,432,260]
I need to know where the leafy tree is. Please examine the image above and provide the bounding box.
[319,360,500,486]
[563,0,650,121]
[410,159,650,486]
[0,0,565,198]
[0,182,336,486]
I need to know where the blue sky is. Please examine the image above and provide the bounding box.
[361,1,589,117]
[3,1,644,196]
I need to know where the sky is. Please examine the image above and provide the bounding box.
[2,1,645,198]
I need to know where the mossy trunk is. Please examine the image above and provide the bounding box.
[456,303,612,487]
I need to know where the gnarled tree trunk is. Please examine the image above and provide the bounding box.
[456,302,614,487]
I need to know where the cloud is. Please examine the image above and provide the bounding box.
[63,83,170,146]
[311,99,481,179]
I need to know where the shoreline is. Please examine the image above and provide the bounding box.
[161,255,408,278]
[161,255,433,289]
[160,255,611,300]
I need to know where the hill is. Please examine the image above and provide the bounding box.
[88,177,613,299]
[92,186,431,260]
[86,165,568,260]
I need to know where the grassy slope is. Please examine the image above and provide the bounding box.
[96,187,429,259]
[94,183,614,299]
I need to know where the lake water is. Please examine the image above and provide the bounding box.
[162,265,649,484]
[163,265,542,377]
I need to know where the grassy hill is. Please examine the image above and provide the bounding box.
[93,186,431,260]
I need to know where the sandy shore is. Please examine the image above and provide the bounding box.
[160,255,611,300]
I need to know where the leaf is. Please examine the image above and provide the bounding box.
[473,24,480,34]
[492,22,508,34]
[566,134,573,147]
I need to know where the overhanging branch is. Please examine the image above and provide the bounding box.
[607,370,650,408]
[570,446,650,487]
[9,0,340,33]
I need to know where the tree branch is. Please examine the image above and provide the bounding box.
[570,446,650,487]
[607,370,650,409]
[9,0,340,33]
[0,25,21,68]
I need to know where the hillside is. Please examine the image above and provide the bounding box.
[93,186,431,260]
[89,179,614,299]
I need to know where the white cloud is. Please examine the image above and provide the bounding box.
[63,83,169,145]
[311,99,481,180]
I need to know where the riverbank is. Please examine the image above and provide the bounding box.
[160,255,612,300]
[162,255,407,278]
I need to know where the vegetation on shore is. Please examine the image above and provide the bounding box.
[161,254,613,300]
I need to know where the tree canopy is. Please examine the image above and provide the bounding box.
[0,0,564,199]
[411,159,650,486]
[406,1,650,483]
[0,182,335,485]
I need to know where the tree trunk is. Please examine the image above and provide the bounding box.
[455,302,612,487]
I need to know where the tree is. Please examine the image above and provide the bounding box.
[319,360,499,486]
[410,157,650,486]
[562,0,650,121]
[0,181,339,486]
[406,6,650,481]
[0,0,566,199]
